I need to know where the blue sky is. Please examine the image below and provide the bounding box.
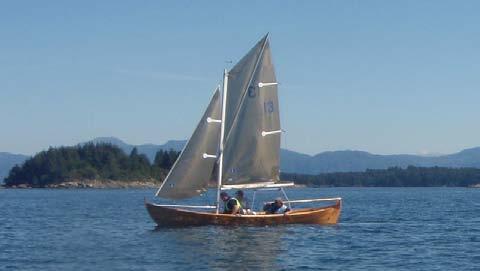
[1,1,479,155]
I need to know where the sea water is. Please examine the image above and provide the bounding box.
[1,187,479,270]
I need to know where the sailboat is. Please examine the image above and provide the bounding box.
[145,34,342,226]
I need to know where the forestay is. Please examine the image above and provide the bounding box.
[156,89,222,199]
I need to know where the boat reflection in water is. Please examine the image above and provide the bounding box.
[154,226,286,270]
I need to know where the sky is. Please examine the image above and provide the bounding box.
[1,1,479,156]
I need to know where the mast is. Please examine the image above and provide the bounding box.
[216,69,229,214]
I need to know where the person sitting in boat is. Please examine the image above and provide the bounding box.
[235,190,253,215]
[264,198,290,214]
[220,192,241,214]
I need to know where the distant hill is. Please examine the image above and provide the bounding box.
[2,136,480,182]
[88,137,185,162]
[0,152,29,181]
[281,147,480,174]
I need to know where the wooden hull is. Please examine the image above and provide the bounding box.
[145,200,341,227]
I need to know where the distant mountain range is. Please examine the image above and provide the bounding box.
[1,136,480,181]
[88,137,186,162]
[279,147,480,174]
[0,152,29,181]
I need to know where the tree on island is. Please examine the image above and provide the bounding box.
[153,149,178,169]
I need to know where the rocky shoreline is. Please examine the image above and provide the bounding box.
[3,179,162,189]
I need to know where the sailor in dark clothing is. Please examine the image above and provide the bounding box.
[220,192,241,214]
[264,198,290,214]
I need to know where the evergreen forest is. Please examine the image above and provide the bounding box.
[4,143,179,187]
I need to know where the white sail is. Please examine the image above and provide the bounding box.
[156,88,222,199]
[222,35,281,185]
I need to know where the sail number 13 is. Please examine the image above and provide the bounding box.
[264,101,274,114]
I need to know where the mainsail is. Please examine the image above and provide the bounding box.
[222,35,281,185]
[223,35,267,136]
[156,88,222,199]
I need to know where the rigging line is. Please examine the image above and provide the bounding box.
[223,35,269,144]
[200,189,210,207]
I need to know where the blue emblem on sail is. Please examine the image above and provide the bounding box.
[248,86,256,98]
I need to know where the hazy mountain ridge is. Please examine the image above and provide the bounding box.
[90,137,480,174]
[0,152,29,181]
[282,147,480,174]
[2,137,480,181]
[89,137,185,162]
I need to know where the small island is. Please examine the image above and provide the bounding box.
[3,143,179,188]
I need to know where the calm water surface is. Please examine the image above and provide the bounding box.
[1,187,479,270]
